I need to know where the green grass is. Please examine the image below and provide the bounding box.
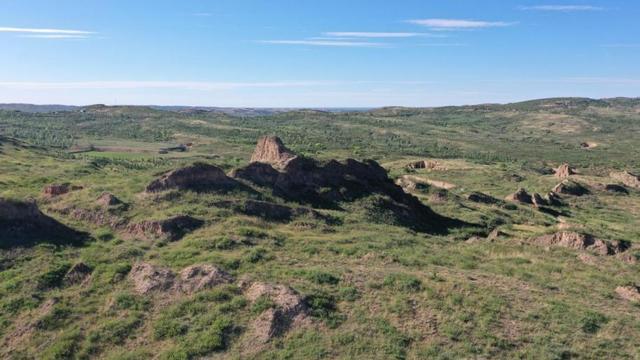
[1,101,640,358]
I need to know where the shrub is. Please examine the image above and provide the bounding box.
[37,263,71,289]
[306,271,340,285]
[581,312,608,334]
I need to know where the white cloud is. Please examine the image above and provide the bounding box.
[19,34,89,39]
[520,5,604,11]
[407,19,514,30]
[0,27,93,34]
[258,40,385,47]
[322,32,442,38]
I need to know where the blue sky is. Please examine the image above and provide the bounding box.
[0,0,638,107]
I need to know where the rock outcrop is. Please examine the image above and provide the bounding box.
[546,192,563,206]
[250,136,297,169]
[126,215,204,241]
[505,188,533,204]
[615,285,640,302]
[555,164,575,179]
[232,137,459,233]
[532,231,630,256]
[244,282,310,343]
[553,180,590,196]
[146,163,238,193]
[610,171,640,190]
[531,193,547,208]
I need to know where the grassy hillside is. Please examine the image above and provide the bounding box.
[1,98,639,359]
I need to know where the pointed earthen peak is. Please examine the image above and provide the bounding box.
[555,163,575,179]
[250,136,297,169]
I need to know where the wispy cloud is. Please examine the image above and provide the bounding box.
[0,27,93,34]
[258,40,386,47]
[193,12,213,17]
[19,34,89,39]
[407,19,514,30]
[519,5,604,11]
[0,26,95,40]
[322,32,443,38]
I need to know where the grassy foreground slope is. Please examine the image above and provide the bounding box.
[0,98,639,359]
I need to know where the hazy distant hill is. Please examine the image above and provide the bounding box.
[0,104,79,113]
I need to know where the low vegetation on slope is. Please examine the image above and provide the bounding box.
[0,99,639,359]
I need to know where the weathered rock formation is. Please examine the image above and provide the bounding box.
[546,192,563,206]
[505,188,533,204]
[126,215,204,241]
[250,136,297,169]
[232,138,460,233]
[615,285,640,303]
[555,163,575,179]
[610,171,640,190]
[532,231,630,256]
[244,282,310,343]
[553,180,590,196]
[532,193,547,208]
[146,163,239,193]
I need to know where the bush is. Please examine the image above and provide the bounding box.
[306,271,340,285]
[113,293,150,311]
[37,263,71,289]
[581,312,608,334]
[305,291,344,328]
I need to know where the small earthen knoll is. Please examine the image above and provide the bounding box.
[128,262,233,295]
[616,285,640,303]
[610,171,640,190]
[531,231,630,256]
[505,188,533,204]
[126,215,204,241]
[244,282,311,344]
[0,198,87,248]
[146,162,240,193]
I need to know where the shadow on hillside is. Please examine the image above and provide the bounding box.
[0,215,90,249]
